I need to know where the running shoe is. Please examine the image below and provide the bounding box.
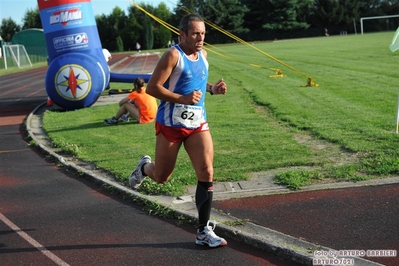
[195,220,227,247]
[103,117,118,125]
[129,155,151,189]
[121,114,130,122]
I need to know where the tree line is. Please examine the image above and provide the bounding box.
[1,0,399,52]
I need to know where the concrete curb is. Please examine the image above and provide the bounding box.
[26,99,384,266]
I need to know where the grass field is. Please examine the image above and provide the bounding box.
[0,62,48,76]
[40,32,399,195]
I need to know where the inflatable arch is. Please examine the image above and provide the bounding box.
[38,0,151,110]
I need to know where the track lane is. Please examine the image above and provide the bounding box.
[0,56,298,266]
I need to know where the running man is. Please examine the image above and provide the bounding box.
[129,13,228,248]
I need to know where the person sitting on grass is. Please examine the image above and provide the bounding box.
[103,78,157,125]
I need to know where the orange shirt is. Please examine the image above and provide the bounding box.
[127,88,157,123]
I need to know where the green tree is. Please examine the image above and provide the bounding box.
[173,0,248,43]
[310,0,364,32]
[152,3,173,48]
[116,36,124,52]
[241,0,271,31]
[96,14,111,49]
[202,0,249,34]
[174,0,200,22]
[262,0,310,31]
[338,0,361,26]
[128,4,147,50]
[359,0,383,17]
[296,0,316,24]
[108,7,127,51]
[310,0,340,27]
[22,7,42,29]
[1,18,21,42]
[120,11,141,51]
[381,0,399,30]
[380,0,399,14]
[96,7,127,51]
[127,2,174,49]
[143,15,154,50]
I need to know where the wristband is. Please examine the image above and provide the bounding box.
[208,85,213,95]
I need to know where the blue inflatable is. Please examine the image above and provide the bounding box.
[38,0,150,109]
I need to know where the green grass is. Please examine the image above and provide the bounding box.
[0,62,48,76]
[41,32,399,194]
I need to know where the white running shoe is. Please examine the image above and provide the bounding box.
[129,155,151,189]
[195,220,227,247]
[103,117,118,125]
[121,113,130,122]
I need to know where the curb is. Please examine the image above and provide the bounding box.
[26,100,384,266]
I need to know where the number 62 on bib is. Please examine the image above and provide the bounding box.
[172,104,204,128]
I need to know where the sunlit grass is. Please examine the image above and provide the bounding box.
[42,32,399,194]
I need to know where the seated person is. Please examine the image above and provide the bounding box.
[104,78,157,125]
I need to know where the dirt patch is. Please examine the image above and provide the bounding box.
[292,132,364,166]
[248,102,369,185]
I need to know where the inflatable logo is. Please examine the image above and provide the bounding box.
[55,64,91,101]
[50,8,83,26]
[38,0,109,110]
[38,0,151,110]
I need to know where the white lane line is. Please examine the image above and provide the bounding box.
[0,212,70,266]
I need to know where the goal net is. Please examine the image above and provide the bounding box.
[360,14,399,34]
[2,44,32,69]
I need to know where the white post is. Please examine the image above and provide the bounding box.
[4,45,8,69]
[0,37,7,69]
[360,18,364,35]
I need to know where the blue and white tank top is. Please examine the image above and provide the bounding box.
[156,45,209,128]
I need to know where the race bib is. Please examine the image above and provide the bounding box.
[172,104,203,128]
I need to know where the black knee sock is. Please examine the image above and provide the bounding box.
[140,163,147,176]
[195,181,213,232]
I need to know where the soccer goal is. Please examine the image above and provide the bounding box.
[360,14,399,34]
[2,44,32,69]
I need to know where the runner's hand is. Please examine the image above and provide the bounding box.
[181,90,202,105]
[212,79,227,95]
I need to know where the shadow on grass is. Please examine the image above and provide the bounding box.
[45,120,140,133]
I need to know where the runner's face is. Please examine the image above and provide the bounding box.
[184,21,205,51]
